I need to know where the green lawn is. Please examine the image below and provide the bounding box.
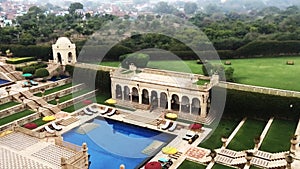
[178,160,206,169]
[212,163,235,169]
[34,83,73,97]
[260,119,297,153]
[199,118,240,149]
[227,119,266,151]
[48,89,92,104]
[0,110,35,126]
[250,166,263,169]
[0,102,19,110]
[31,118,48,126]
[62,102,87,113]
[101,56,300,91]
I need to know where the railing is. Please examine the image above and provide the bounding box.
[55,139,81,152]
[58,90,96,110]
[14,126,46,139]
[0,104,26,119]
[43,83,85,102]
[30,78,72,94]
[0,113,40,132]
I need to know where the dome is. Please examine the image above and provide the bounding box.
[55,37,72,46]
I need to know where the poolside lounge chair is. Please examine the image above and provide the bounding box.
[51,122,62,131]
[107,109,116,116]
[23,81,32,87]
[161,120,173,130]
[182,131,196,141]
[168,122,177,132]
[99,106,109,114]
[83,108,93,115]
[30,80,38,86]
[87,107,98,113]
[45,125,55,134]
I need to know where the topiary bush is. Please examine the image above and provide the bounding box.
[22,66,36,74]
[34,68,49,78]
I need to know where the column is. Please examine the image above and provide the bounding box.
[111,83,116,99]
[200,94,208,118]
[190,103,192,114]
[139,92,142,104]
[178,97,182,112]
[167,96,171,110]
[157,97,160,108]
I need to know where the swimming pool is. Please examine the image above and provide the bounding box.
[0,79,12,87]
[62,117,175,169]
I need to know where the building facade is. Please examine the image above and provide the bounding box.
[52,37,77,65]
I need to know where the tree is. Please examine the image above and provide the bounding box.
[68,2,83,15]
[225,67,234,82]
[34,68,49,78]
[153,2,178,14]
[20,33,36,45]
[184,2,198,14]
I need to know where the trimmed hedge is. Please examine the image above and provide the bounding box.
[16,62,48,71]
[235,40,300,57]
[6,57,35,64]
[34,68,49,78]
[22,66,36,74]
[0,44,52,61]
[218,87,300,121]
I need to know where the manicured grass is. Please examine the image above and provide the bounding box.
[31,118,48,126]
[212,163,235,169]
[34,83,73,97]
[227,119,266,151]
[250,166,262,169]
[260,119,297,153]
[48,89,92,104]
[101,56,300,91]
[199,118,240,149]
[178,160,206,169]
[62,102,87,113]
[0,102,19,110]
[0,110,35,126]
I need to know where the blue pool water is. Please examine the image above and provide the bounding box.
[0,79,11,87]
[62,117,175,169]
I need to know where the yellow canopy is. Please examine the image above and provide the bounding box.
[0,130,13,137]
[165,113,177,120]
[42,116,56,122]
[162,146,178,155]
[105,98,117,104]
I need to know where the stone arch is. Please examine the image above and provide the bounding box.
[191,98,201,115]
[57,53,62,64]
[123,86,130,101]
[181,96,190,113]
[68,52,73,63]
[132,87,139,103]
[116,84,122,99]
[142,89,149,104]
[150,90,158,109]
[160,92,168,109]
[171,94,180,111]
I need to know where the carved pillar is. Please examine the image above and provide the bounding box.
[200,93,208,118]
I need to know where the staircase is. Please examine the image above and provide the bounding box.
[0,64,22,81]
[46,63,61,77]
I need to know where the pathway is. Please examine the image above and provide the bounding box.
[256,117,274,150]
[224,117,247,148]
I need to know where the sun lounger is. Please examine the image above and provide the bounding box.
[87,107,98,113]
[30,80,38,86]
[83,108,93,115]
[161,120,173,130]
[107,109,116,116]
[183,131,196,141]
[45,125,55,133]
[23,81,32,87]
[51,122,62,131]
[99,106,109,114]
[168,122,177,132]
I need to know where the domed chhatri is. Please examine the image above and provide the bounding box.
[52,37,77,65]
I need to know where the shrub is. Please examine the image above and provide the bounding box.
[17,62,47,71]
[225,67,234,82]
[22,66,36,74]
[225,61,231,65]
[120,53,150,69]
[34,68,49,78]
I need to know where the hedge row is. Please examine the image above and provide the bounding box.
[216,87,300,121]
[16,62,48,71]
[2,40,300,62]
[65,65,111,94]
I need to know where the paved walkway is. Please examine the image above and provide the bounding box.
[224,117,247,148]
[256,117,274,150]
